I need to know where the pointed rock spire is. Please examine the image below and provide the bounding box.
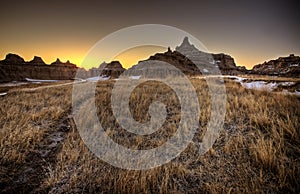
[175,36,198,52]
[29,56,45,65]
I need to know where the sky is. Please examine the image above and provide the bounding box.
[0,0,299,69]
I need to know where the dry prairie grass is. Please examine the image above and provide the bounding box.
[0,77,299,193]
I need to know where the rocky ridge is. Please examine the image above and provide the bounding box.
[251,54,300,77]
[1,38,299,82]
[0,55,125,82]
[125,37,247,78]
[0,54,78,82]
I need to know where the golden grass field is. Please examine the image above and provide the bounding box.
[0,76,299,193]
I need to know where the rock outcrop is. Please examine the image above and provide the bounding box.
[1,53,25,64]
[175,37,247,75]
[0,54,78,82]
[2,40,298,82]
[251,54,300,77]
[99,61,125,78]
[75,61,125,79]
[28,56,46,65]
[126,37,247,78]
[212,53,247,74]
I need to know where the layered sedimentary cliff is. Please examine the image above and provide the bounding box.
[126,37,247,78]
[0,54,78,82]
[0,54,126,82]
[1,38,298,82]
[251,54,300,77]
[75,61,125,79]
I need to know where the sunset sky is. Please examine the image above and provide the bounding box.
[0,0,299,69]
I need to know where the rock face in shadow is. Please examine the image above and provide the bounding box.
[1,53,25,64]
[212,53,247,75]
[2,39,298,82]
[75,61,125,79]
[0,54,78,82]
[99,61,125,78]
[29,56,46,65]
[251,54,300,77]
[126,37,247,78]
[0,53,126,82]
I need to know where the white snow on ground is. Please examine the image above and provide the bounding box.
[225,76,299,95]
[281,90,300,96]
[193,75,299,96]
[86,76,110,82]
[203,69,209,73]
[0,82,28,87]
[223,75,247,82]
[0,92,7,96]
[240,81,277,91]
[25,78,60,83]
[280,82,295,86]
[130,75,141,80]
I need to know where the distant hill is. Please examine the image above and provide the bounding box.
[251,54,300,77]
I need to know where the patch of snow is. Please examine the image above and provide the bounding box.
[279,82,295,86]
[130,75,141,80]
[281,90,300,96]
[184,75,298,95]
[290,64,299,67]
[86,76,110,82]
[0,82,28,87]
[241,81,277,91]
[25,78,59,83]
[222,75,246,83]
[203,69,209,73]
[74,78,86,83]
[0,92,7,96]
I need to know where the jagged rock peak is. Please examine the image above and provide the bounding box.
[182,37,191,46]
[52,58,62,64]
[49,58,76,68]
[98,61,107,69]
[29,56,45,65]
[3,53,25,64]
[175,37,197,51]
[107,61,124,68]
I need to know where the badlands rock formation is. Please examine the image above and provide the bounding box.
[251,54,300,77]
[126,37,247,78]
[0,54,78,82]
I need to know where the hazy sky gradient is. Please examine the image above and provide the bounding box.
[0,0,299,69]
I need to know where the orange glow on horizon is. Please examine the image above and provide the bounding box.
[0,47,288,70]
[113,46,167,69]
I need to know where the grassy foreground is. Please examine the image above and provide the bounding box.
[0,77,299,193]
